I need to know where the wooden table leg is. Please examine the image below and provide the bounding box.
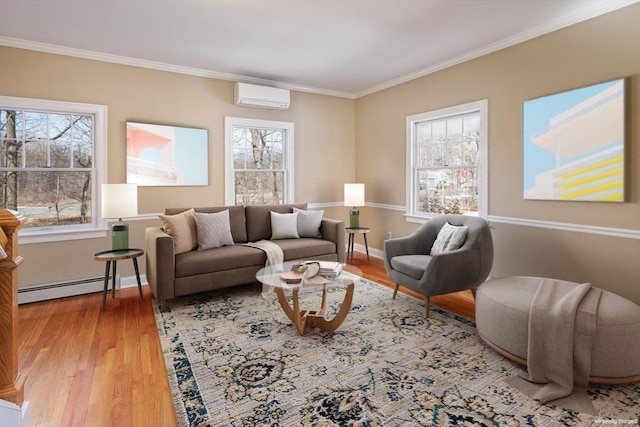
[275,288,297,324]
[315,282,354,333]
[275,281,355,335]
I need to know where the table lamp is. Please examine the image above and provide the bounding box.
[102,183,138,251]
[344,183,365,229]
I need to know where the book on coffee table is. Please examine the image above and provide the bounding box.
[315,261,344,278]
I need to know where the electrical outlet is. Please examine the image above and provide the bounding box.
[386,231,392,240]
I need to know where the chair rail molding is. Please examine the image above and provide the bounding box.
[487,215,640,240]
[359,203,639,240]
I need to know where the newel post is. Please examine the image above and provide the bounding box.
[0,209,26,405]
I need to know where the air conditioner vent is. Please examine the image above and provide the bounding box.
[234,82,290,110]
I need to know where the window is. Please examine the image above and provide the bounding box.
[0,96,107,243]
[406,100,487,221]
[225,117,294,205]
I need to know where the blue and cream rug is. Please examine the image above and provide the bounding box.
[153,277,639,426]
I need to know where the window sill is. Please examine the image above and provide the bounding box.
[19,228,108,244]
[405,212,481,225]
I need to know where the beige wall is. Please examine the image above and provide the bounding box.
[2,5,639,304]
[0,47,355,286]
[355,5,640,303]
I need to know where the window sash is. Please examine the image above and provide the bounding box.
[406,100,487,222]
[224,117,294,205]
[0,96,107,243]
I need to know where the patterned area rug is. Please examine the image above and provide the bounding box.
[153,277,639,426]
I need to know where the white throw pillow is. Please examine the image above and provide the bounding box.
[430,222,469,255]
[193,210,235,250]
[293,207,324,238]
[270,211,299,239]
[158,209,197,254]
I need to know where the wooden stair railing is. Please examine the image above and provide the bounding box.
[0,209,26,405]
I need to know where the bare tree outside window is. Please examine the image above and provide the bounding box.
[0,108,94,228]
[226,117,293,206]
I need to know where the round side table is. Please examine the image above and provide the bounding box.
[93,248,144,310]
[346,227,370,263]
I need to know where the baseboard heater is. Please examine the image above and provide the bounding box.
[18,275,118,305]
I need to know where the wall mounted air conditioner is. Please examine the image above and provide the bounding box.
[234,82,290,110]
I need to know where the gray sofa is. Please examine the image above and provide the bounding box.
[145,203,345,310]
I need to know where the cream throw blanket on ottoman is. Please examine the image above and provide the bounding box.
[506,278,602,414]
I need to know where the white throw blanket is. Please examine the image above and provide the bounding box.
[244,240,284,296]
[506,279,602,414]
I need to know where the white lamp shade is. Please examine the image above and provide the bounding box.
[344,183,365,207]
[102,183,138,219]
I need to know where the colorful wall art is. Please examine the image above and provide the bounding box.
[522,78,625,202]
[126,122,208,186]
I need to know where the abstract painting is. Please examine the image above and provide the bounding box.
[522,78,624,202]
[126,122,208,186]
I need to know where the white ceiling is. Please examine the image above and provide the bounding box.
[0,0,636,98]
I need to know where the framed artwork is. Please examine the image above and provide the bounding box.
[522,78,625,202]
[126,122,208,186]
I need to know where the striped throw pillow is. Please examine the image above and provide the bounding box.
[430,222,469,255]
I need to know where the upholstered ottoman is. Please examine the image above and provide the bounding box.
[475,276,640,384]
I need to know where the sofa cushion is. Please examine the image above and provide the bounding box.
[166,205,247,243]
[246,203,307,242]
[273,238,337,261]
[270,211,300,239]
[193,210,235,250]
[293,207,323,238]
[159,208,197,254]
[175,245,266,278]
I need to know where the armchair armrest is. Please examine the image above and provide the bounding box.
[145,227,176,306]
[383,221,440,266]
[320,218,346,263]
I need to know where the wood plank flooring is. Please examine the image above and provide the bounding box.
[18,252,474,427]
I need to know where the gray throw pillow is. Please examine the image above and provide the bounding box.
[270,211,299,239]
[193,210,235,250]
[293,207,323,238]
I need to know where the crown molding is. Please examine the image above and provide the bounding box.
[1,0,635,100]
[0,36,355,100]
[355,0,639,98]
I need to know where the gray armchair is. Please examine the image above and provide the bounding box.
[383,215,493,317]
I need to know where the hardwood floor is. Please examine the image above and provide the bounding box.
[18,252,474,427]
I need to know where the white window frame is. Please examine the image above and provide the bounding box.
[406,99,488,223]
[224,117,294,205]
[0,96,108,244]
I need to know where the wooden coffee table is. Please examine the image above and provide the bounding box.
[256,261,360,335]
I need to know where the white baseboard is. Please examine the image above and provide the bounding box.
[120,274,148,289]
[349,243,383,260]
[18,274,147,304]
[0,399,29,427]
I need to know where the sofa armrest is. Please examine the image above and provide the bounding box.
[320,218,346,263]
[145,227,176,305]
